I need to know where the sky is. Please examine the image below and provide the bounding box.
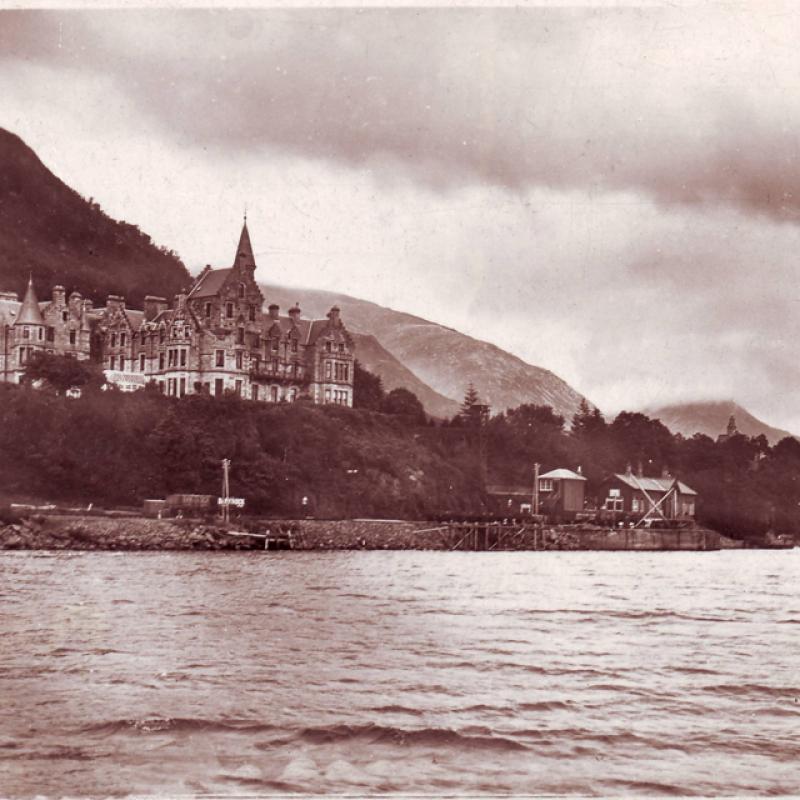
[2,5,800,430]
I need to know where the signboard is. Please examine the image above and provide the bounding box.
[104,370,147,392]
[218,497,245,508]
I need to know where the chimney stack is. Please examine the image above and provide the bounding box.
[268,303,280,320]
[105,294,124,311]
[52,285,66,306]
[625,463,632,477]
[636,461,644,478]
[288,303,301,322]
[144,295,168,321]
[327,306,341,326]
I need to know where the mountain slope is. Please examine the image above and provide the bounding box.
[0,128,191,305]
[646,400,795,444]
[264,283,588,420]
[350,333,460,418]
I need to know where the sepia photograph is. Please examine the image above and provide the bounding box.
[0,2,798,797]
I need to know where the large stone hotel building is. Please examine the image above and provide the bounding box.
[0,221,355,405]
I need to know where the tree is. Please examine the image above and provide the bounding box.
[353,360,385,411]
[23,352,104,395]
[381,388,426,424]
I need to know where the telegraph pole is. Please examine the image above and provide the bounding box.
[532,462,540,517]
[221,458,231,525]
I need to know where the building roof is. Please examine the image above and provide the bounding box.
[613,473,698,496]
[539,468,587,481]
[187,268,232,299]
[14,277,45,326]
[234,220,255,266]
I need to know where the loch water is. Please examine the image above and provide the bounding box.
[1,549,798,797]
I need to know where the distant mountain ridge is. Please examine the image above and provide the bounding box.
[646,400,795,445]
[263,283,589,420]
[0,127,191,306]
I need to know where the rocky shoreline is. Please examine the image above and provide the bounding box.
[0,513,750,552]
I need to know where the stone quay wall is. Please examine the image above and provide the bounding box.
[0,513,736,552]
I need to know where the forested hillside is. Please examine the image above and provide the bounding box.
[0,128,192,305]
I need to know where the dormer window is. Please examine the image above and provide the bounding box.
[325,341,332,352]
[226,302,233,318]
[271,338,279,351]
[338,343,345,353]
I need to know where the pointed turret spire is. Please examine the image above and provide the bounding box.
[14,274,45,326]
[233,215,255,271]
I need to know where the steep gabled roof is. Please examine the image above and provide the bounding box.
[188,268,232,299]
[14,277,44,326]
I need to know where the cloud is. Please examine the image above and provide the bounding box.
[6,7,800,219]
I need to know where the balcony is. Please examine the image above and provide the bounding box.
[250,363,309,385]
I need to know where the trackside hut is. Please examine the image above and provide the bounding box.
[599,471,697,520]
[538,468,587,518]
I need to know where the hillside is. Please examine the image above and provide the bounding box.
[646,400,795,445]
[0,128,191,306]
[264,283,588,421]
[349,333,460,419]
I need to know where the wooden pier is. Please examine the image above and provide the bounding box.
[441,521,720,551]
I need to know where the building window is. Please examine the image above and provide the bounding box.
[539,479,553,492]
[205,302,212,317]
[235,351,243,369]
[69,330,76,345]
[252,355,260,372]
[326,341,332,352]
[159,353,165,370]
[215,378,223,396]
[235,380,242,396]
[271,358,278,372]
[338,343,345,353]
[249,304,256,322]
[237,327,244,345]
[179,377,186,397]
[287,388,295,402]
[215,349,224,368]
[46,326,54,342]
[111,333,117,347]
[324,388,331,404]
[62,311,68,322]
[253,335,261,349]
[291,339,297,352]
[271,338,279,351]
[159,329,165,344]
[120,333,126,347]
[226,302,233,318]
[180,349,187,367]
[270,386,278,402]
[119,357,125,371]
[252,385,259,402]
[110,355,116,369]
[238,284,245,298]
[325,361,332,380]
[140,353,145,371]
[22,327,29,340]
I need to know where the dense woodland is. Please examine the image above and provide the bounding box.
[1,354,799,544]
[0,128,192,305]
